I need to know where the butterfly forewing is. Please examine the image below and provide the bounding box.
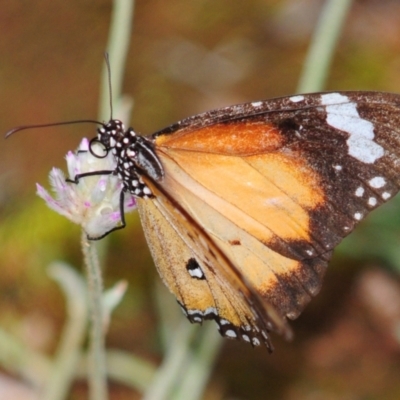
[153,92,400,253]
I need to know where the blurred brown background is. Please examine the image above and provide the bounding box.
[1,0,400,399]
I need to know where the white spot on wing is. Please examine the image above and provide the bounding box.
[289,95,304,103]
[382,192,391,200]
[368,176,386,188]
[225,330,237,338]
[252,101,262,107]
[321,93,384,164]
[242,334,250,342]
[355,187,364,197]
[368,197,377,206]
[354,212,363,220]
[189,269,203,279]
[334,165,342,171]
[204,307,217,316]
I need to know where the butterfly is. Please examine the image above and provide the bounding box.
[12,90,400,351]
[83,90,400,351]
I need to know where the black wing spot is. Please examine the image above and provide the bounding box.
[277,118,299,132]
[186,258,205,280]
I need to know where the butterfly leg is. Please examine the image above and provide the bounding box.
[86,189,128,241]
[65,169,129,240]
[66,169,114,184]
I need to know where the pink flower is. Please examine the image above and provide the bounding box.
[37,138,136,239]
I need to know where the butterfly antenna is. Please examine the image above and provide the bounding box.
[5,119,104,138]
[104,52,114,120]
[7,53,115,139]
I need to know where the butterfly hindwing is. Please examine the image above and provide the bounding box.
[137,184,291,349]
[136,197,218,325]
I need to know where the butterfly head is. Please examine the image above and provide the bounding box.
[96,119,126,150]
[94,118,164,199]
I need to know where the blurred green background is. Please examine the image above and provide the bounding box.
[1,0,400,399]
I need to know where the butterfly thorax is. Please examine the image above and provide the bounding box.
[96,119,164,199]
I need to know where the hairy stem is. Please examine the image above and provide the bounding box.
[82,232,108,400]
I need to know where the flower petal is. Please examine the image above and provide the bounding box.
[37,137,137,238]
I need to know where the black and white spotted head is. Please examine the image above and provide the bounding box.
[96,119,126,149]
[94,119,164,199]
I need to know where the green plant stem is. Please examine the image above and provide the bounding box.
[173,323,222,400]
[81,1,135,397]
[143,321,198,400]
[42,262,88,400]
[152,283,222,399]
[81,232,108,400]
[297,0,353,93]
[99,0,135,121]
